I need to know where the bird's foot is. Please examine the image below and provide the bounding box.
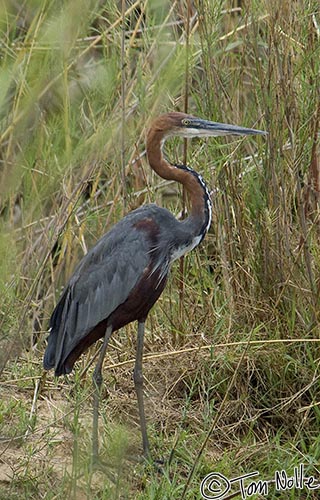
[90,454,115,481]
[153,457,165,474]
[140,452,166,473]
[124,451,164,472]
[143,447,165,470]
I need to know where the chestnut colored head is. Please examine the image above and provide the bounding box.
[147,111,266,144]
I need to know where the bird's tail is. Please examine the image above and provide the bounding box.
[43,289,68,373]
[43,328,56,370]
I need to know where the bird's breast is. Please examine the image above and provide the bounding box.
[170,234,202,262]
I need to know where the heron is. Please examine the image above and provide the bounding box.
[43,112,265,462]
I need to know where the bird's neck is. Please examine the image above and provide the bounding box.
[147,132,212,241]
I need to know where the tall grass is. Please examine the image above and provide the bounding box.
[0,0,319,498]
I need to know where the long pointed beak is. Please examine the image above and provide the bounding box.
[181,117,267,138]
[195,118,267,137]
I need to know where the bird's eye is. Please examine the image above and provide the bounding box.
[182,119,191,126]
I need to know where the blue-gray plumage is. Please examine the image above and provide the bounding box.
[44,206,156,375]
[43,199,211,376]
[43,112,266,460]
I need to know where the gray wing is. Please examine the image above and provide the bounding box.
[44,219,150,372]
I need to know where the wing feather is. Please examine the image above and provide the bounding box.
[44,219,150,373]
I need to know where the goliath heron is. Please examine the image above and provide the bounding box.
[44,112,265,461]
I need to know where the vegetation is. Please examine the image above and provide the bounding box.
[0,0,319,498]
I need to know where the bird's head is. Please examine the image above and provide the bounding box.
[148,112,266,141]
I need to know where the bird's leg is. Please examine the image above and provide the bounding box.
[92,325,113,466]
[133,321,150,458]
